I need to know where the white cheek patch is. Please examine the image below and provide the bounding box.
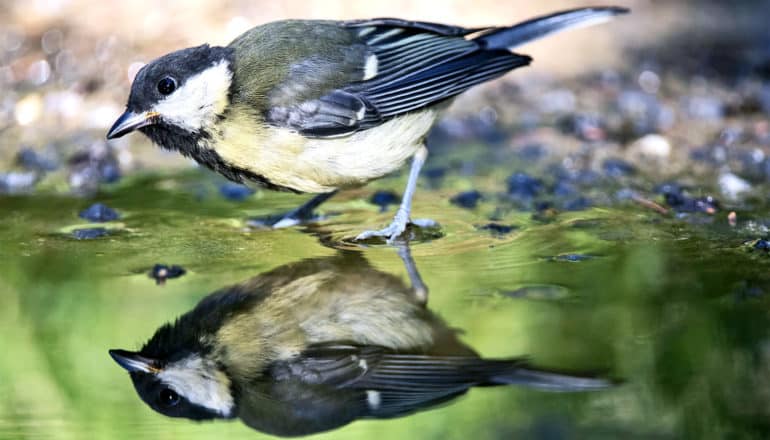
[153,60,232,132]
[158,355,234,417]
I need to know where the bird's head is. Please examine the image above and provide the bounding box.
[107,44,234,147]
[109,333,236,421]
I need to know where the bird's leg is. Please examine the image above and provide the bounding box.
[395,242,428,306]
[356,145,431,243]
[255,191,338,229]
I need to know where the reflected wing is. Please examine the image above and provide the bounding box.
[269,344,527,418]
[266,19,530,138]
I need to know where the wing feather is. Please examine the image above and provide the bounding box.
[265,19,528,138]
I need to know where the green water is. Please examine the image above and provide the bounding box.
[2,169,770,439]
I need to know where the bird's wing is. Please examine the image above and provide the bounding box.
[268,344,529,418]
[265,19,530,138]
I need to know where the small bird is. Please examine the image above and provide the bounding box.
[110,252,611,436]
[107,7,628,241]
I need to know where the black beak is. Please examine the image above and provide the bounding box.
[109,349,161,374]
[106,110,160,139]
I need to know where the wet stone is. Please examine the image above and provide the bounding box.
[661,185,720,214]
[79,203,119,222]
[72,227,108,240]
[68,144,121,194]
[16,148,59,172]
[753,239,770,252]
[602,158,637,178]
[506,173,543,200]
[219,183,255,201]
[369,190,400,212]
[423,167,447,188]
[478,223,517,236]
[0,171,38,194]
[150,264,186,285]
[450,190,482,209]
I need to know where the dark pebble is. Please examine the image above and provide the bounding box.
[68,144,122,194]
[478,223,517,235]
[72,228,109,240]
[552,181,579,197]
[602,158,637,178]
[506,173,543,199]
[150,264,186,285]
[423,167,447,188]
[79,203,120,222]
[664,192,719,213]
[558,113,605,141]
[450,190,482,209]
[754,239,770,252]
[369,190,400,212]
[218,183,255,201]
[657,183,720,214]
[16,148,59,172]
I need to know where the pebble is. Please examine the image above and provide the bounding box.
[658,184,720,214]
[0,171,38,194]
[72,227,109,240]
[79,203,120,222]
[631,134,672,158]
[602,158,637,178]
[753,239,770,252]
[423,167,447,188]
[718,172,751,199]
[150,264,186,285]
[369,190,400,212]
[68,142,121,194]
[478,223,517,235]
[218,183,255,201]
[16,148,59,172]
[506,173,543,200]
[450,190,482,209]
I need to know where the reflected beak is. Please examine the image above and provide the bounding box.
[106,110,160,139]
[109,349,161,374]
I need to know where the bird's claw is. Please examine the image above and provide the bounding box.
[355,208,410,243]
[355,208,440,244]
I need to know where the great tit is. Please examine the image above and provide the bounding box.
[107,7,628,241]
[110,250,612,437]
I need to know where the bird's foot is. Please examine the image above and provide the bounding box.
[355,209,438,244]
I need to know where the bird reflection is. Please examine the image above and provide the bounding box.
[110,245,610,437]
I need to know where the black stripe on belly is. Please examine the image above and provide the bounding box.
[140,124,302,193]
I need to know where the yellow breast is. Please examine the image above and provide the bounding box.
[210,108,438,193]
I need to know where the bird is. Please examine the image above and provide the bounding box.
[106,7,628,242]
[109,251,613,437]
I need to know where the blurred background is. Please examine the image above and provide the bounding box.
[2,0,770,183]
[3,1,770,440]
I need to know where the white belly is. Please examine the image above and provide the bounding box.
[211,109,438,193]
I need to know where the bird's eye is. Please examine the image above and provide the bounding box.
[157,77,177,95]
[159,388,180,407]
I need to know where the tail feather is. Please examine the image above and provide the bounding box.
[487,365,615,392]
[477,7,630,50]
